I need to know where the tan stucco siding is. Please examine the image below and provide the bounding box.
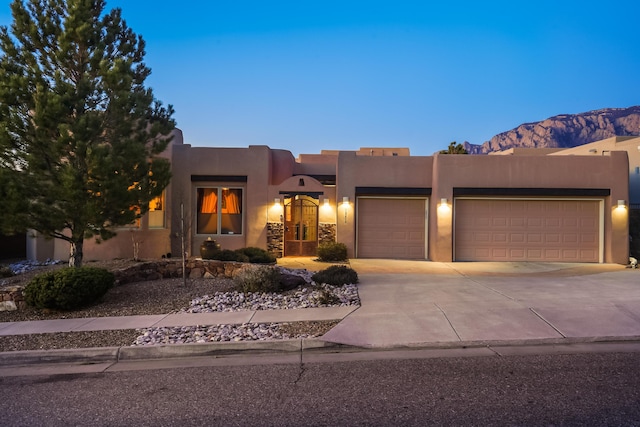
[428,152,629,263]
[170,145,272,256]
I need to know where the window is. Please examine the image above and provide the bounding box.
[197,187,243,234]
[148,192,165,228]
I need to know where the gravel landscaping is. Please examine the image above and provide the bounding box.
[0,259,358,352]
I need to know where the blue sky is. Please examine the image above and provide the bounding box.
[1,1,639,156]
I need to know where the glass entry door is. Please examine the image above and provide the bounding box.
[284,196,318,256]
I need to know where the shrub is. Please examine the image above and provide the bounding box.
[235,247,276,264]
[24,267,114,311]
[0,266,13,278]
[211,249,249,263]
[311,265,358,286]
[233,265,282,293]
[317,242,348,262]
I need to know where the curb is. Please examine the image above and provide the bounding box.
[0,338,353,366]
[2,336,640,367]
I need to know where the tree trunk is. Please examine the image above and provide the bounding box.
[69,239,84,268]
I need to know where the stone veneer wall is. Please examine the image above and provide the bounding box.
[0,259,249,312]
[267,222,284,258]
[319,223,337,245]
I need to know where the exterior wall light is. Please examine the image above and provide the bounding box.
[342,196,350,223]
[438,197,452,215]
[274,198,281,206]
[617,200,626,208]
[324,198,330,207]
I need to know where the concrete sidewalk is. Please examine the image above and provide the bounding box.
[1,258,640,362]
[0,306,357,336]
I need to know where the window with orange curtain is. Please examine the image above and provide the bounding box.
[221,189,242,234]
[196,187,243,234]
[148,192,165,228]
[197,188,219,234]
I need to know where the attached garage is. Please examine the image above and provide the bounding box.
[356,197,427,259]
[454,198,602,262]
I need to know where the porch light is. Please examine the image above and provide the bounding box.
[343,196,349,204]
[324,198,330,206]
[440,198,448,206]
[274,198,281,206]
[617,199,626,208]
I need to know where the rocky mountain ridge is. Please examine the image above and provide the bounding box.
[464,106,640,154]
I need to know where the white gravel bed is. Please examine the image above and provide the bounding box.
[6,259,63,275]
[180,283,359,313]
[133,323,317,345]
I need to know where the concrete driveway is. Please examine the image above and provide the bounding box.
[306,259,640,348]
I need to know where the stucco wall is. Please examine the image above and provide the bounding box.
[429,152,629,263]
[336,151,434,257]
[170,145,272,257]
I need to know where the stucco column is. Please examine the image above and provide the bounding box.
[430,155,454,262]
[336,152,357,258]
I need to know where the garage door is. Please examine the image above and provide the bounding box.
[455,199,601,262]
[357,198,426,259]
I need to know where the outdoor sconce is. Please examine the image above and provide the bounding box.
[617,200,626,209]
[438,197,451,214]
[298,178,305,186]
[274,198,281,206]
[342,196,350,223]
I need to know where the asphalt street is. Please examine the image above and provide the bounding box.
[2,349,640,426]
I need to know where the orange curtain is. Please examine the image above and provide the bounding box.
[224,191,241,214]
[200,189,217,213]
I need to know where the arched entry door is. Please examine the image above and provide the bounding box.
[284,195,318,256]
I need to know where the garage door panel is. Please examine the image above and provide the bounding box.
[358,198,426,259]
[455,199,600,262]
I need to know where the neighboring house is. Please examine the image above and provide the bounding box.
[28,131,630,264]
[548,136,640,207]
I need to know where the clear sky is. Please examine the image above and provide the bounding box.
[1,1,639,156]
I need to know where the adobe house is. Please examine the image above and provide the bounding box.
[29,131,630,264]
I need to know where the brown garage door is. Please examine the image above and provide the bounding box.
[455,199,601,262]
[357,198,426,259]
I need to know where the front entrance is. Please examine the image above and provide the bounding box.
[284,195,318,256]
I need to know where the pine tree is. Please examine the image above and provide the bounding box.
[0,0,175,267]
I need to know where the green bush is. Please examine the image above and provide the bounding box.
[311,265,358,286]
[233,265,282,293]
[317,242,348,262]
[24,267,114,311]
[235,247,276,264]
[211,249,249,263]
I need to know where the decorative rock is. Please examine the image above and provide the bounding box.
[189,267,203,279]
[279,273,306,291]
[0,300,17,311]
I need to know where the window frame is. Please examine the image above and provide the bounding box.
[148,191,166,229]
[195,186,244,236]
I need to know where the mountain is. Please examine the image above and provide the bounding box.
[464,106,640,154]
